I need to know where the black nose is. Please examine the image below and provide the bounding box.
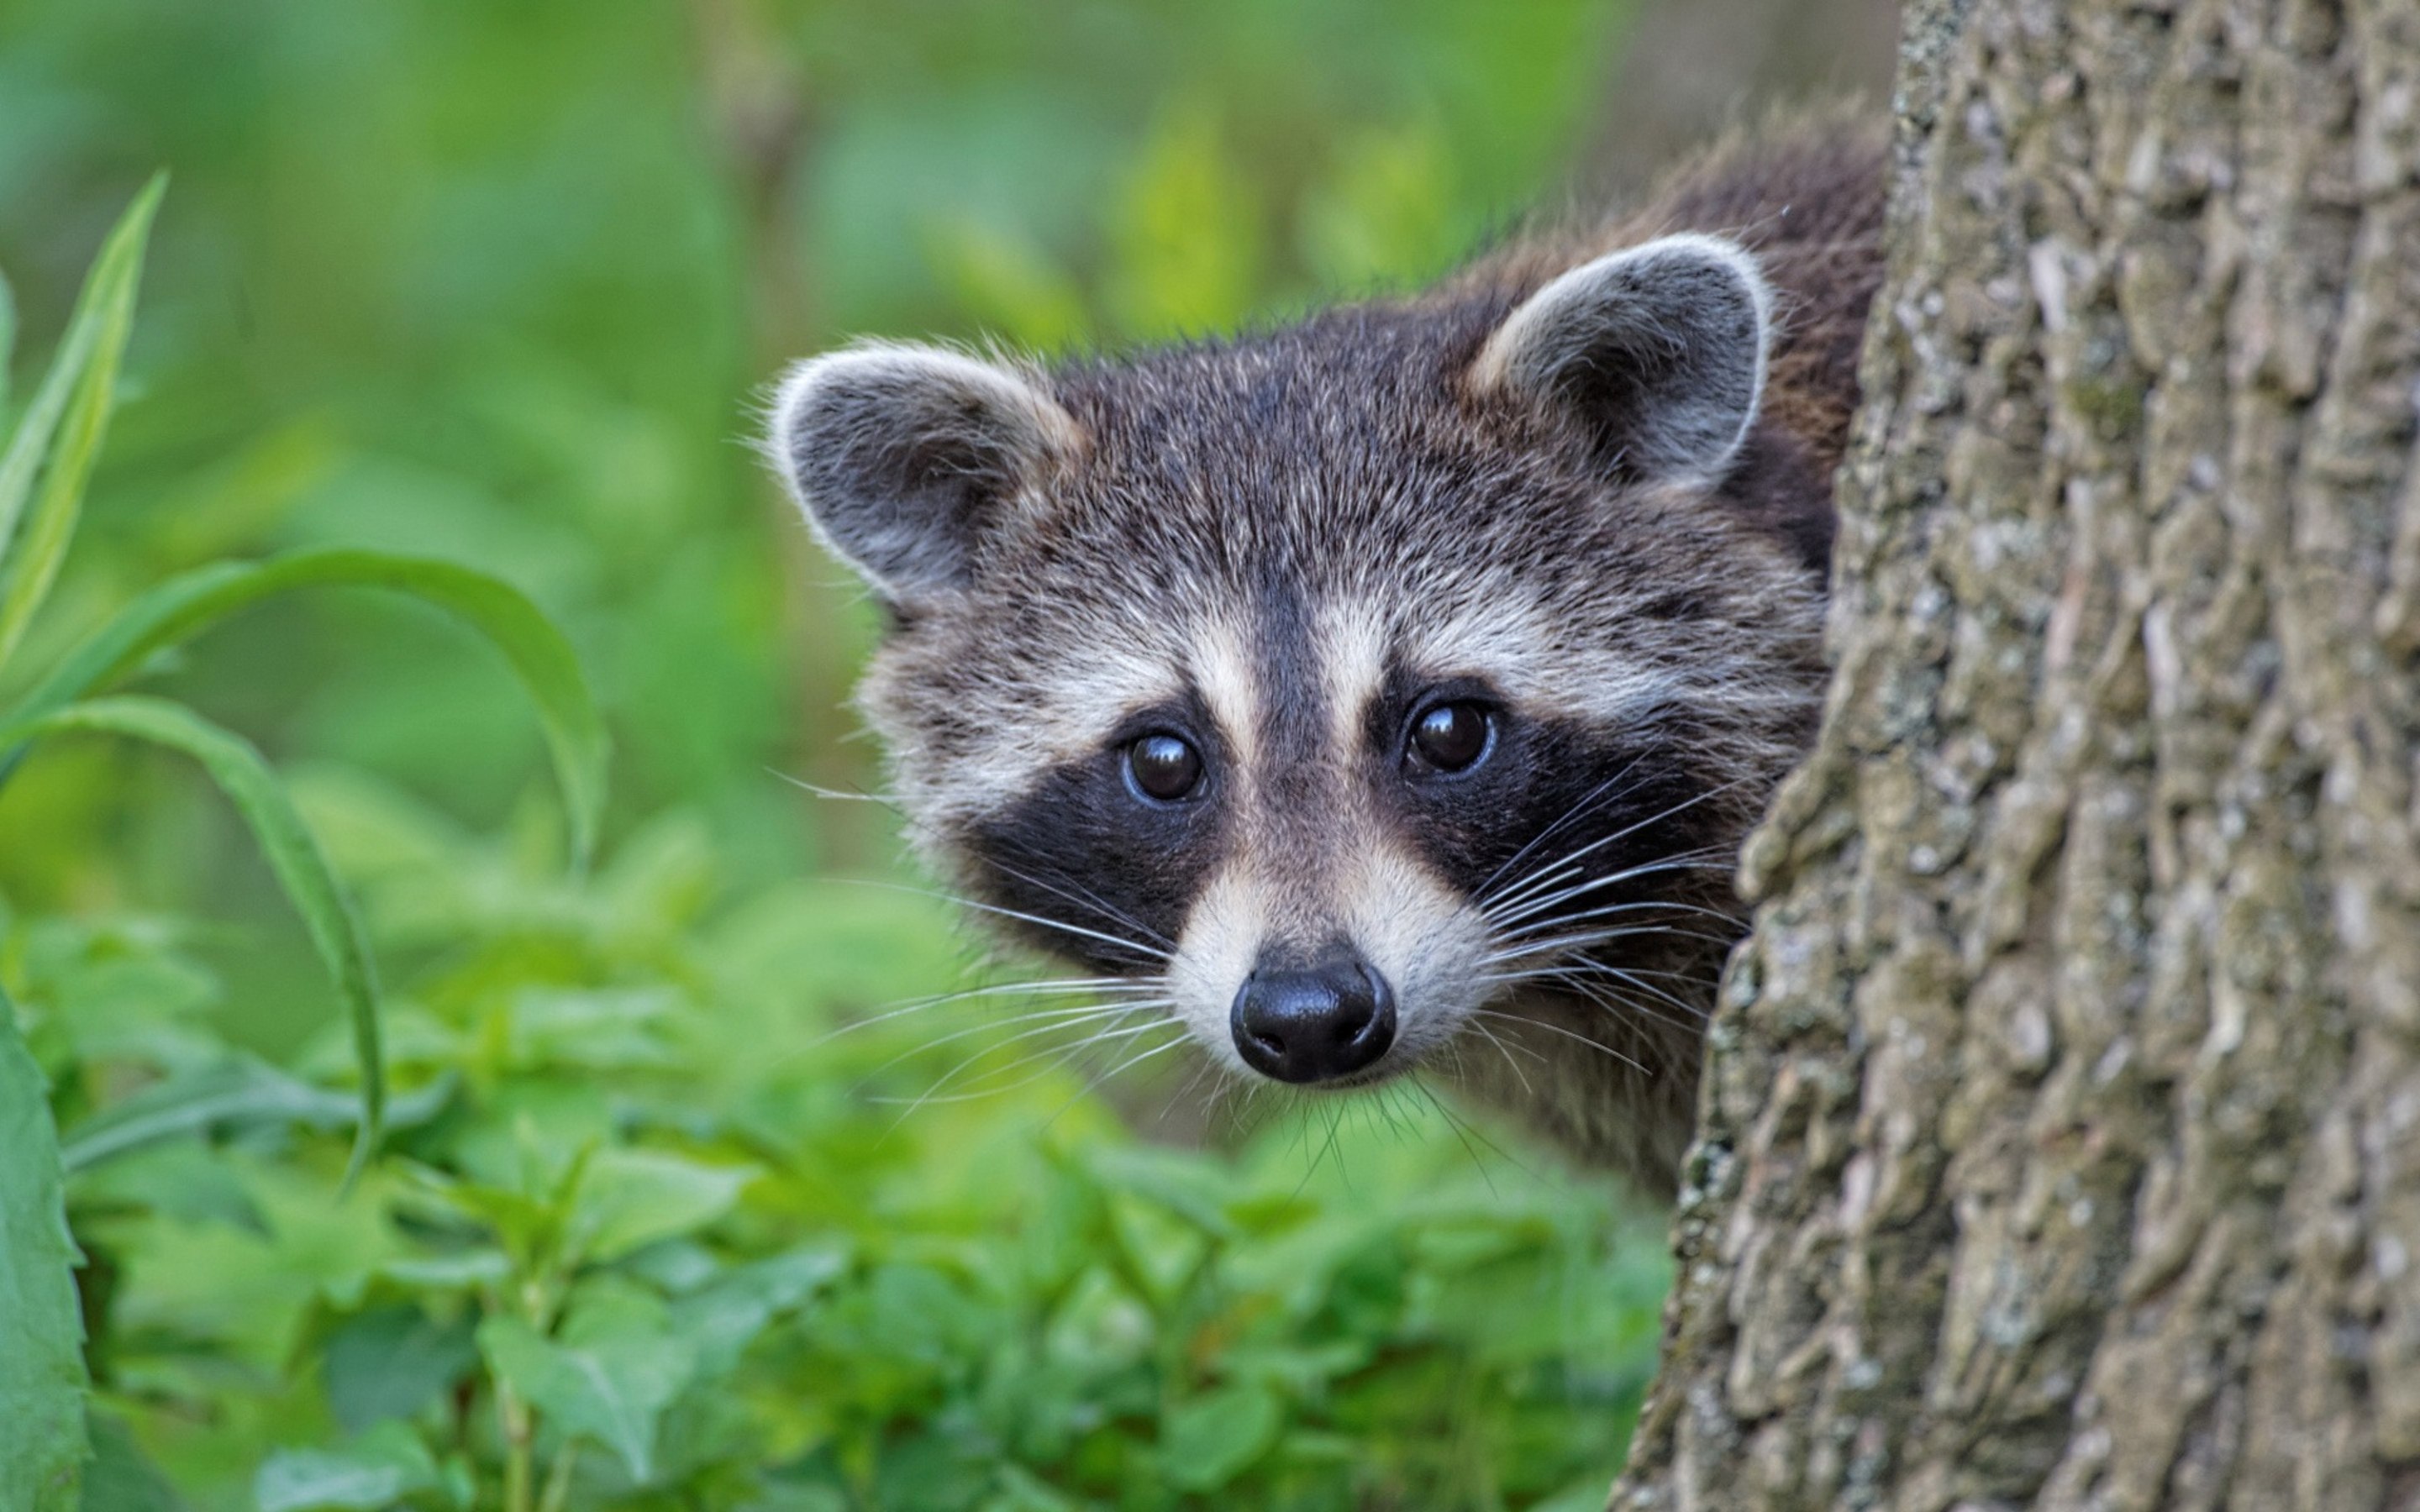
[1230,956,1397,1084]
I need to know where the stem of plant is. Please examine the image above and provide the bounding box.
[537,1444,577,1512]
[499,1380,534,1512]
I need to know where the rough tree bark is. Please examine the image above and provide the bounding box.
[1613,0,2420,1507]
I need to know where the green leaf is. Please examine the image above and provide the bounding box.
[667,1244,848,1378]
[1160,1383,1281,1493]
[0,174,163,673]
[0,548,609,868]
[79,1413,189,1512]
[57,1055,453,1174]
[322,1305,480,1434]
[0,984,90,1512]
[477,1309,696,1483]
[254,1421,440,1512]
[567,1149,755,1266]
[0,697,384,1174]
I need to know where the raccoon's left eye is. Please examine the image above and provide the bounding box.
[1407,701,1493,774]
[1125,733,1205,803]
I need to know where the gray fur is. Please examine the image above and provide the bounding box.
[763,121,1888,1192]
[1473,234,1771,489]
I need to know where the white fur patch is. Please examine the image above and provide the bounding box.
[1191,613,1263,778]
[1400,596,1682,728]
[1165,869,1268,1074]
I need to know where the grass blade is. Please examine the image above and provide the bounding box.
[0,548,609,867]
[0,175,166,672]
[0,696,385,1176]
[0,982,91,1512]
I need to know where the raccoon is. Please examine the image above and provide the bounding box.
[765,122,1886,1192]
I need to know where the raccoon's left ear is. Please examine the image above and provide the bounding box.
[1472,233,1771,490]
[765,341,1085,607]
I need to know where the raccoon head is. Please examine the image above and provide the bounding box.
[765,234,1828,1172]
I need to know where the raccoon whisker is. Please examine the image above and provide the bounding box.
[1402,1074,1531,1192]
[1477,778,1755,917]
[768,769,904,810]
[1492,953,1717,1038]
[1162,1055,1223,1128]
[1469,1008,1652,1074]
[1481,823,1728,924]
[1040,1026,1197,1130]
[915,1026,1180,1112]
[1092,1027,1195,1086]
[1371,1082,1422,1146]
[1293,1100,1354,1199]
[1599,964,1716,1021]
[879,1011,1174,1114]
[1590,962,1725,990]
[1481,858,1724,936]
[1558,974,1707,1040]
[851,806,1171,957]
[977,853,1175,949]
[1468,754,1656,901]
[857,1004,1168,1105]
[1466,1014,1551,1067]
[844,879,1175,963]
[1479,833,1739,930]
[1478,921,1734,969]
[1488,890,1742,942]
[801,976,1159,1049]
[855,998,1166,1084]
[1478,846,1736,932]
[1465,1016,1543,1098]
[1500,960,1712,1027]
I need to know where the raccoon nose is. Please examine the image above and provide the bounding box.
[1230,956,1397,1084]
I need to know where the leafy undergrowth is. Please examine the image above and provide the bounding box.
[0,10,1671,1503]
[18,791,1668,1511]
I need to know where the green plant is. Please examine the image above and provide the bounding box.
[0,7,1672,1504]
[0,186,607,1509]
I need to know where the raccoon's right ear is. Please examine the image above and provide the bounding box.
[1472,234,1771,491]
[765,342,1084,606]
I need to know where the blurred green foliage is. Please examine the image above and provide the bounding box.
[0,1,1676,1508]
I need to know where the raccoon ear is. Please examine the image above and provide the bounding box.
[766,342,1083,605]
[1473,233,1771,489]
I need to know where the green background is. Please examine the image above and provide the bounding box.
[0,3,1691,1509]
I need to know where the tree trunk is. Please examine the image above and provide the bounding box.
[1612,0,2420,1506]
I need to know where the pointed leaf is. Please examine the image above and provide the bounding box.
[0,175,163,671]
[1160,1383,1281,1492]
[0,548,608,867]
[568,1149,754,1266]
[0,697,383,1173]
[668,1244,848,1378]
[254,1422,439,1512]
[477,1313,694,1483]
[0,984,89,1512]
[321,1305,480,1434]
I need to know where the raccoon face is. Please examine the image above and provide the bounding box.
[765,234,1827,1116]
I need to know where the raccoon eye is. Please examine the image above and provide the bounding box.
[1126,733,1204,803]
[1407,701,1492,774]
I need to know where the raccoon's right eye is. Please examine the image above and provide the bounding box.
[1125,733,1204,803]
